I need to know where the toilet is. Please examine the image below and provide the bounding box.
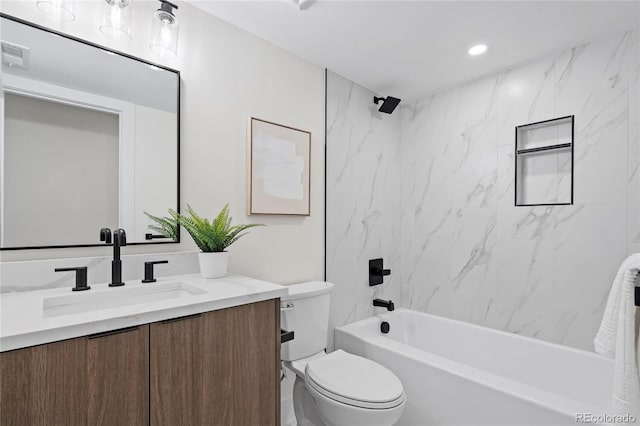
[281,281,406,426]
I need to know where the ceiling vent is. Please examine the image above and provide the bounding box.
[1,41,30,70]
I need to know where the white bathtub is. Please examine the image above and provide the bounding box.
[334,309,615,426]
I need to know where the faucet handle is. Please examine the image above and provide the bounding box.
[55,267,90,291]
[145,233,169,240]
[369,258,391,286]
[142,260,169,283]
[100,228,112,244]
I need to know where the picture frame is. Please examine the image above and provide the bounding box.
[247,117,311,215]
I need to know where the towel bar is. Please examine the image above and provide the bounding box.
[636,287,639,307]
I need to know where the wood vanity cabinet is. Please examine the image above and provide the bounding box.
[0,299,280,426]
[0,324,149,426]
[151,299,280,426]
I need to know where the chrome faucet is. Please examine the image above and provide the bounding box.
[100,227,127,287]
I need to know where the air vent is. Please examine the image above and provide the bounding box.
[1,41,30,70]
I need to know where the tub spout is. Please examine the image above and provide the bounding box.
[373,298,395,311]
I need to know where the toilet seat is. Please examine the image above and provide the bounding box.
[304,350,405,410]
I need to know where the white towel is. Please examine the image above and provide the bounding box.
[594,254,640,419]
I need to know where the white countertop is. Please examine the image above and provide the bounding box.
[0,273,287,352]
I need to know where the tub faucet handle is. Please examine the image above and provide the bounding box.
[369,258,391,286]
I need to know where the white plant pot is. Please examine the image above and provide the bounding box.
[198,251,229,279]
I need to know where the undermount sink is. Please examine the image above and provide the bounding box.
[42,282,207,317]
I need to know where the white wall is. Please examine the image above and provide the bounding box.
[134,104,178,242]
[0,1,325,285]
[3,93,120,246]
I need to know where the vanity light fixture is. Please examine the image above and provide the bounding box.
[149,0,179,58]
[100,0,133,41]
[36,0,75,22]
[468,44,488,56]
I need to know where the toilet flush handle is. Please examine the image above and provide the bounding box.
[280,302,295,311]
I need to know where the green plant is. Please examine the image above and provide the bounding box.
[143,211,179,240]
[147,204,264,252]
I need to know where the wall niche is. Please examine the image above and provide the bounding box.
[515,115,574,206]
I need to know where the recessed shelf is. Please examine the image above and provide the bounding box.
[517,142,572,155]
[515,116,574,207]
[516,115,573,131]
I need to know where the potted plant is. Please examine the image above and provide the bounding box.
[145,204,263,278]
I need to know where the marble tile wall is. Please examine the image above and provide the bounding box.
[400,29,639,351]
[325,70,402,349]
[327,28,638,352]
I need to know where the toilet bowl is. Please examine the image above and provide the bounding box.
[281,281,406,426]
[286,349,405,426]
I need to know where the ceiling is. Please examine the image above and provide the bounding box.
[191,0,640,100]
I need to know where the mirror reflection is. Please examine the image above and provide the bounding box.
[0,16,179,249]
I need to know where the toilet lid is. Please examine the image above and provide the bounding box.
[305,350,405,409]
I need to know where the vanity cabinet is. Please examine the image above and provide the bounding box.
[0,324,149,426]
[151,299,280,426]
[0,299,280,426]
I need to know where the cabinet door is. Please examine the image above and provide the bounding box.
[150,312,205,426]
[0,325,149,426]
[151,299,280,426]
[87,325,150,425]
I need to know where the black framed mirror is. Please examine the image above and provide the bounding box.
[0,14,180,250]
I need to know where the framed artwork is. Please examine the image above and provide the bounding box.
[247,117,311,215]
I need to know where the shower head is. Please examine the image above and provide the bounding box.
[374,95,401,114]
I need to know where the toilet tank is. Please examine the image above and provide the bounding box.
[281,281,334,361]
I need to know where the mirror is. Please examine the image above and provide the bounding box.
[0,15,180,249]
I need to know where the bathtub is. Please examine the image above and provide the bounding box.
[334,309,615,426]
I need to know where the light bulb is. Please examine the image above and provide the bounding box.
[161,23,171,48]
[149,3,178,58]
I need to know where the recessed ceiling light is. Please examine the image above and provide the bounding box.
[468,44,488,56]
